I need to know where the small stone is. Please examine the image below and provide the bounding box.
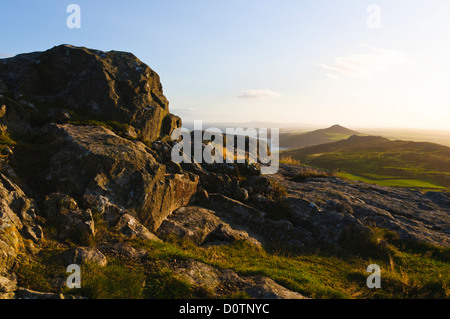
[115,214,160,241]
[0,276,17,293]
[61,247,107,267]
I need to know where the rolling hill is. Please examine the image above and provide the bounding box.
[279,124,362,149]
[281,135,450,189]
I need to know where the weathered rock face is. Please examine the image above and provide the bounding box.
[204,194,298,245]
[157,206,261,246]
[0,44,180,141]
[114,213,160,241]
[268,164,450,248]
[0,275,17,294]
[43,123,198,231]
[44,193,95,243]
[0,169,41,274]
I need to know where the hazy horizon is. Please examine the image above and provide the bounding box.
[180,121,450,148]
[2,1,450,130]
[181,120,450,132]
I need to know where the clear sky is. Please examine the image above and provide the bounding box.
[1,1,450,129]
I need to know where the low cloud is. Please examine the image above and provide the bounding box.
[238,89,282,100]
[170,107,198,116]
[319,45,410,79]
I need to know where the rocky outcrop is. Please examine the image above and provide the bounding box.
[0,44,180,141]
[0,45,449,300]
[0,45,201,298]
[0,45,311,300]
[268,164,450,248]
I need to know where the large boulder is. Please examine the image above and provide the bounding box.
[157,206,261,246]
[0,44,180,141]
[43,124,198,231]
[207,194,296,243]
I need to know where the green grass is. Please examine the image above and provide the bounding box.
[290,170,334,182]
[282,137,450,190]
[279,156,301,166]
[337,172,446,189]
[73,259,148,299]
[14,225,450,299]
[325,132,353,142]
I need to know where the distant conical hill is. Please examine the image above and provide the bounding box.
[279,124,362,149]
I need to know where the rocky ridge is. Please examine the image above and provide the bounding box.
[0,45,448,299]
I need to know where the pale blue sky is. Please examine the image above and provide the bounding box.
[1,1,450,129]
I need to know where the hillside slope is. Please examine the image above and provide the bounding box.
[282,135,450,189]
